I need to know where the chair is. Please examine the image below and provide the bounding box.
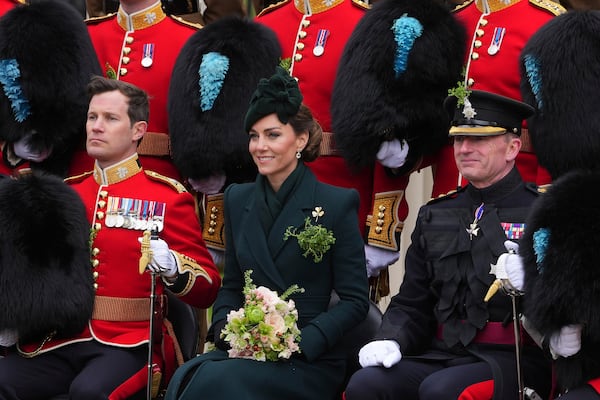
[165,291,200,362]
[328,291,383,398]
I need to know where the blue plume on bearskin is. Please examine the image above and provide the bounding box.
[520,11,600,180]
[520,169,600,391]
[331,0,466,172]
[168,17,281,185]
[0,0,101,177]
[0,173,94,343]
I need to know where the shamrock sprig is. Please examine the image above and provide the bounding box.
[284,208,335,263]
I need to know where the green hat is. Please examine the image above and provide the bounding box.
[244,66,303,132]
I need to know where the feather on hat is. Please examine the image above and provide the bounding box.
[0,0,101,176]
[331,0,466,173]
[168,17,281,185]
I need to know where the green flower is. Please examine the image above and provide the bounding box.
[284,209,336,263]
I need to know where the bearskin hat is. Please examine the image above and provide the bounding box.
[168,17,281,186]
[0,172,94,343]
[520,169,600,391]
[520,11,600,180]
[0,0,101,176]
[331,0,466,173]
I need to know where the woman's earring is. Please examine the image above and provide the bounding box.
[296,150,302,159]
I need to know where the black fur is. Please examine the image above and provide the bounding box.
[520,11,600,180]
[520,169,600,390]
[0,0,101,176]
[168,17,281,184]
[331,0,466,173]
[0,173,94,342]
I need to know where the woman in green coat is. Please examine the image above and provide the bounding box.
[165,68,369,399]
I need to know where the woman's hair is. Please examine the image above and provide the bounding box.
[289,104,322,162]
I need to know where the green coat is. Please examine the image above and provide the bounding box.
[166,167,369,400]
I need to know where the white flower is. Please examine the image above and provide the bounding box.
[311,206,324,221]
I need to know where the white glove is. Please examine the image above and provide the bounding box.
[365,244,399,278]
[138,237,178,278]
[12,133,52,162]
[549,324,582,359]
[495,240,525,291]
[208,248,225,268]
[504,240,525,291]
[0,329,18,347]
[376,139,409,169]
[358,340,402,368]
[188,172,226,195]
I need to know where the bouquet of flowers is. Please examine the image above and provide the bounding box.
[221,270,304,362]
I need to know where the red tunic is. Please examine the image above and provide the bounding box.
[256,0,409,253]
[0,0,19,16]
[81,2,200,180]
[430,0,564,197]
[18,155,220,393]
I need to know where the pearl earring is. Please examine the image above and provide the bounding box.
[296,150,302,159]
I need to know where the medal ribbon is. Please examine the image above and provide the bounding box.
[314,29,330,53]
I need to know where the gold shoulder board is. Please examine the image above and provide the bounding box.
[144,170,187,193]
[452,0,474,13]
[528,0,566,16]
[169,14,203,30]
[256,0,291,17]
[64,171,94,184]
[85,13,116,24]
[351,0,371,11]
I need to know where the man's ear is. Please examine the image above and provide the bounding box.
[507,136,522,161]
[132,120,147,142]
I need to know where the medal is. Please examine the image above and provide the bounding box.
[115,198,125,228]
[141,43,154,68]
[105,196,116,228]
[487,27,505,56]
[152,201,166,232]
[466,203,484,240]
[313,29,330,57]
[121,198,133,228]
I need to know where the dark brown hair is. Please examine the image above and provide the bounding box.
[288,104,322,162]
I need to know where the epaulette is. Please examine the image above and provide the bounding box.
[145,170,187,193]
[169,14,203,30]
[64,170,94,184]
[15,0,25,5]
[452,0,474,13]
[528,0,565,16]
[426,186,465,205]
[533,182,551,194]
[351,0,370,11]
[85,12,116,24]
[256,0,290,17]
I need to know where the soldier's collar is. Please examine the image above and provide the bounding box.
[295,0,345,14]
[117,1,166,31]
[93,154,142,185]
[476,0,520,13]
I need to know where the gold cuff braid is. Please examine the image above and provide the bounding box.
[172,251,214,296]
[202,193,226,250]
[366,190,404,251]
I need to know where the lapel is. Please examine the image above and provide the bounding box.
[239,170,318,290]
